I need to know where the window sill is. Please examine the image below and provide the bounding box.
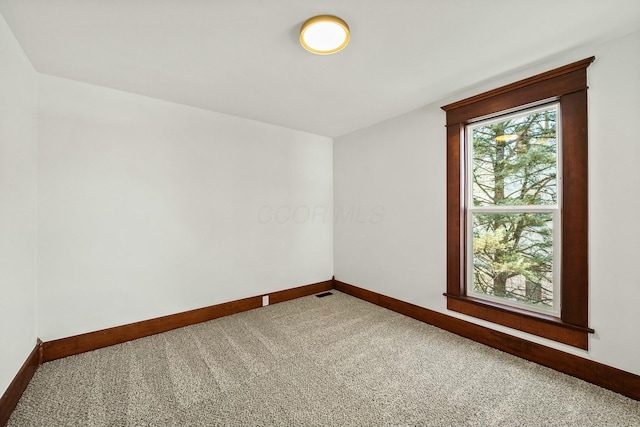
[444,293,594,349]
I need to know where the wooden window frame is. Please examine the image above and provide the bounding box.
[441,57,595,350]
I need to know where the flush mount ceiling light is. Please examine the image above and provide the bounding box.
[300,15,350,55]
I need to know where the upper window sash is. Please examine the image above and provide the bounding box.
[466,103,561,210]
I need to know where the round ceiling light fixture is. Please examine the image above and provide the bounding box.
[300,15,350,55]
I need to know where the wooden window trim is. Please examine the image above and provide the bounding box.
[441,57,595,350]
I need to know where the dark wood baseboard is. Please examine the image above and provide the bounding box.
[269,280,333,304]
[43,280,333,363]
[0,340,42,427]
[333,279,640,401]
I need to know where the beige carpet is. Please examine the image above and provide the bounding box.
[8,291,640,426]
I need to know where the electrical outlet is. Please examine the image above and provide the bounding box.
[262,295,269,306]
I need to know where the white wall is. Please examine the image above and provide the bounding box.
[334,30,640,376]
[37,75,333,341]
[0,15,38,395]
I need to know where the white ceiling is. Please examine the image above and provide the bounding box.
[1,0,639,137]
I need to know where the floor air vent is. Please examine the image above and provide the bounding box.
[315,292,333,298]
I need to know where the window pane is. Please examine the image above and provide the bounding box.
[471,106,557,207]
[472,213,554,309]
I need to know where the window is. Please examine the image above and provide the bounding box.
[467,104,561,315]
[441,57,594,349]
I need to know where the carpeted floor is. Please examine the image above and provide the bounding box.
[8,291,640,426]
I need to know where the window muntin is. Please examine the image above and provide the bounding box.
[465,104,561,315]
